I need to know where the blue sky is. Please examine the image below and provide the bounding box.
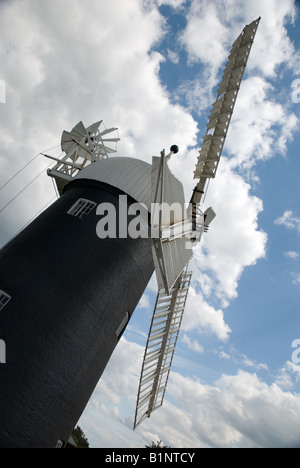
[1,0,300,448]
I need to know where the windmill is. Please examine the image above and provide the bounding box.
[0,18,260,448]
[133,17,261,429]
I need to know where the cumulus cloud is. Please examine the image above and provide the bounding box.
[0,0,198,246]
[275,212,300,283]
[181,0,296,77]
[292,273,300,286]
[156,0,187,8]
[241,355,268,371]
[98,337,144,408]
[79,337,300,448]
[182,334,204,353]
[182,286,231,341]
[181,1,229,70]
[275,210,300,232]
[137,293,151,310]
[165,369,300,448]
[178,0,299,159]
[276,361,300,389]
[24,1,194,155]
[285,251,300,259]
[193,159,267,307]
[226,77,299,170]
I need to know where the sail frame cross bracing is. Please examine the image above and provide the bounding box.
[193,18,261,191]
[134,270,192,430]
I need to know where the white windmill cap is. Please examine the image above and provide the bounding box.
[74,157,153,210]
[74,155,187,217]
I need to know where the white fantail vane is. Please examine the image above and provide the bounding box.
[43,120,120,195]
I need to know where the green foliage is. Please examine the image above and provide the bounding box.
[72,426,90,449]
[145,440,170,449]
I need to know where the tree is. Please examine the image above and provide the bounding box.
[72,426,90,448]
[145,440,170,449]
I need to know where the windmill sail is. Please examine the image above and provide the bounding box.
[191,17,261,210]
[134,18,261,429]
[134,270,192,429]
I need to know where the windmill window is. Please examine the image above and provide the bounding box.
[0,290,11,311]
[55,440,65,449]
[116,312,129,340]
[68,199,97,219]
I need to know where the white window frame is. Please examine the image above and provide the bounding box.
[0,290,11,311]
[68,199,97,219]
[116,312,129,338]
[55,440,64,449]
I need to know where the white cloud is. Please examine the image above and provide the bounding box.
[194,160,267,306]
[98,337,144,407]
[167,49,180,64]
[0,0,198,244]
[275,210,300,232]
[156,0,187,8]
[165,369,300,448]
[181,1,228,70]
[178,0,299,156]
[275,213,300,282]
[182,334,204,353]
[182,286,231,342]
[137,292,151,310]
[241,355,268,371]
[174,75,216,115]
[181,0,296,77]
[80,337,300,448]
[292,273,300,286]
[226,77,299,170]
[0,0,196,150]
[217,348,231,360]
[243,0,296,77]
[276,361,300,389]
[285,251,299,259]
[178,1,229,113]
